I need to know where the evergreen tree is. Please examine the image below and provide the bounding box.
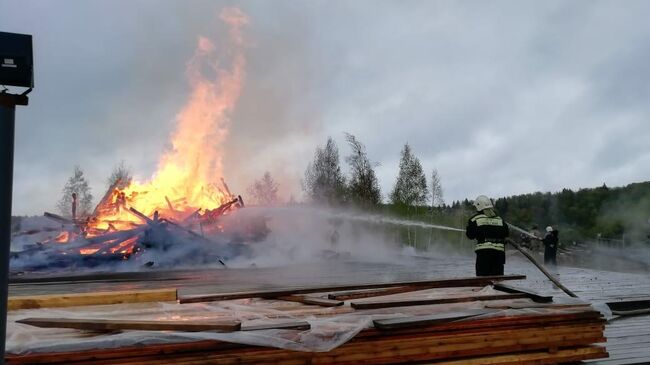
[247,171,280,206]
[390,143,428,206]
[57,166,94,218]
[303,137,347,205]
[345,133,381,207]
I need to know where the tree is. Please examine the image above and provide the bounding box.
[107,160,132,189]
[303,137,347,205]
[57,165,94,218]
[390,143,428,206]
[247,171,279,206]
[345,133,381,207]
[430,168,444,207]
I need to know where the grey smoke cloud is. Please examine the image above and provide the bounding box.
[2,0,650,215]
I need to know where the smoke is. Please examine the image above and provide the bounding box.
[216,206,417,268]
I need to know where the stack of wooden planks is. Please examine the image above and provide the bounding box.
[6,275,608,365]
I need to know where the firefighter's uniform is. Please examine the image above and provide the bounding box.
[465,197,509,276]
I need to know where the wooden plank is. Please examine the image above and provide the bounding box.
[53,333,607,365]
[241,321,311,331]
[276,295,343,307]
[373,309,495,330]
[484,302,590,310]
[356,311,604,338]
[8,288,178,310]
[5,340,243,364]
[179,275,526,303]
[492,283,553,303]
[4,322,605,364]
[16,317,241,332]
[350,293,528,310]
[328,286,431,300]
[419,345,607,365]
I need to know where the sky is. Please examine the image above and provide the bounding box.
[2,0,650,215]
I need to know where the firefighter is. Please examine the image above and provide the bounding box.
[466,195,509,276]
[542,226,559,266]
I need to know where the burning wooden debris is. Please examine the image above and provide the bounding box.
[11,179,268,271]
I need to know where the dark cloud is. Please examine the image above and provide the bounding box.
[2,0,649,214]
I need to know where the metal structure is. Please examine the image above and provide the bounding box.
[0,30,33,364]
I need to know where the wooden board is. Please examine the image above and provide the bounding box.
[276,295,343,307]
[492,283,553,303]
[328,286,432,301]
[179,275,526,303]
[8,288,178,310]
[350,293,529,310]
[6,328,605,365]
[373,309,495,330]
[421,346,608,365]
[241,321,311,331]
[16,317,241,332]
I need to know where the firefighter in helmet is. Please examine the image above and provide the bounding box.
[542,226,559,266]
[465,195,510,276]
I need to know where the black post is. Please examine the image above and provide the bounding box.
[0,97,16,364]
[0,92,27,364]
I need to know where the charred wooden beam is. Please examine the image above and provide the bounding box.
[128,207,153,225]
[91,180,121,218]
[43,212,74,225]
[220,177,233,198]
[165,196,175,212]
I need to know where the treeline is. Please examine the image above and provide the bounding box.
[445,182,650,244]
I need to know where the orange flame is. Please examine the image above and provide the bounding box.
[91,8,248,230]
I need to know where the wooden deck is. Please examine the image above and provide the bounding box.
[8,254,650,364]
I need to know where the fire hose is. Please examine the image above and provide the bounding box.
[503,222,579,298]
[506,222,650,319]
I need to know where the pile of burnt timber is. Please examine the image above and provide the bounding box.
[6,274,608,365]
[9,178,264,270]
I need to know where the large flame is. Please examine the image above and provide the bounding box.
[91,8,248,231]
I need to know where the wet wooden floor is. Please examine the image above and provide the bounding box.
[9,254,650,364]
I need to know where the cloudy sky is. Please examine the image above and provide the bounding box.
[2,0,650,215]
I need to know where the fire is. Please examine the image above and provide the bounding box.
[53,231,71,243]
[89,8,248,232]
[79,248,100,255]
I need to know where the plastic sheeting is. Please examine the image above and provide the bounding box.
[6,286,595,355]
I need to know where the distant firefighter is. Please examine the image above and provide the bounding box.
[466,195,510,276]
[543,226,559,266]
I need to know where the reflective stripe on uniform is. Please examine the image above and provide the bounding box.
[474,216,503,227]
[475,242,505,251]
